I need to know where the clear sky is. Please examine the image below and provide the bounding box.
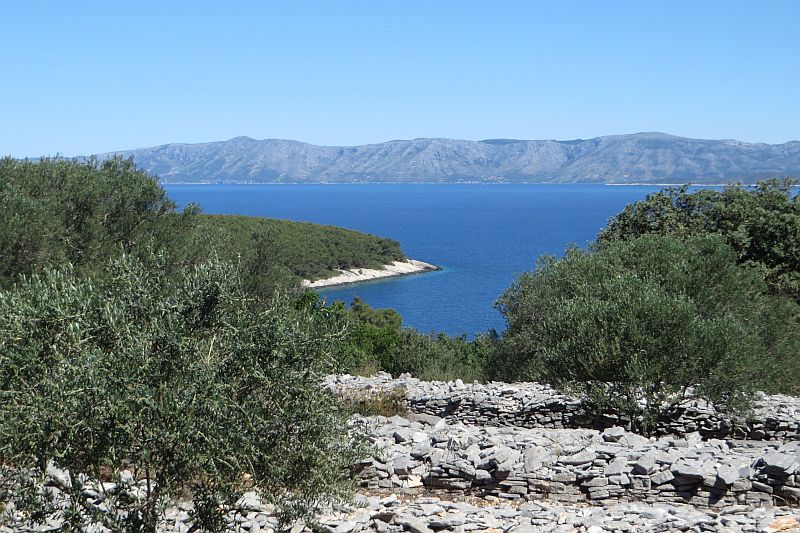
[2,1,799,157]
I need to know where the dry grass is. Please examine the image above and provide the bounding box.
[339,386,408,417]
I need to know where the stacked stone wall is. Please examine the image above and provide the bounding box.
[327,373,800,441]
[354,414,800,509]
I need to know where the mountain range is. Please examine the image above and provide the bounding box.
[95,133,800,184]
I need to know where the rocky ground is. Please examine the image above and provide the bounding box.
[316,492,799,533]
[325,374,800,441]
[323,374,800,532]
[4,481,798,533]
[3,374,799,531]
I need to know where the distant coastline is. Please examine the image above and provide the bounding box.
[164,181,769,187]
[91,132,800,186]
[604,183,728,187]
[302,259,440,288]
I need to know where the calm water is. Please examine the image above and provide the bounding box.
[165,184,661,335]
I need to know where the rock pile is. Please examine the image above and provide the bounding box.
[6,475,798,532]
[353,414,800,509]
[326,374,800,441]
[5,374,799,532]
[315,493,800,533]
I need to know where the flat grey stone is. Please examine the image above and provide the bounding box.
[602,426,626,442]
[633,454,656,475]
[560,450,596,465]
[333,521,357,533]
[761,452,798,475]
[408,413,443,427]
[604,456,628,476]
[671,460,706,480]
[715,465,740,485]
[651,469,675,485]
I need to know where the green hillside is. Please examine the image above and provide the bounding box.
[193,214,405,287]
[0,157,405,294]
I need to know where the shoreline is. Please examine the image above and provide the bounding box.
[301,259,440,289]
[164,181,719,186]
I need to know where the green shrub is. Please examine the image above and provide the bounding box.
[492,234,800,434]
[0,156,197,287]
[377,330,494,383]
[328,297,404,375]
[0,254,360,532]
[327,297,494,382]
[599,178,800,300]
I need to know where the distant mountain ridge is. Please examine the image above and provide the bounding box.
[95,133,800,184]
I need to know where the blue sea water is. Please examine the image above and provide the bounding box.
[165,184,662,336]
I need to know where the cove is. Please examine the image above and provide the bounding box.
[165,184,662,335]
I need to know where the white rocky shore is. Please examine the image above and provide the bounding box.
[302,260,439,288]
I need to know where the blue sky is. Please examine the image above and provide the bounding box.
[2,1,798,156]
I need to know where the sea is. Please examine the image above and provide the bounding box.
[165,184,664,336]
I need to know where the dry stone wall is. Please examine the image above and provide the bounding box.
[353,414,800,510]
[326,373,800,441]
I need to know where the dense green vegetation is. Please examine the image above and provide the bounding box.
[599,179,800,300]
[329,297,495,383]
[0,157,404,292]
[193,214,404,299]
[492,235,800,433]
[0,254,361,532]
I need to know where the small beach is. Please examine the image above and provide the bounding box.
[302,259,439,288]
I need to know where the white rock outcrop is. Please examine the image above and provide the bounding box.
[302,260,438,288]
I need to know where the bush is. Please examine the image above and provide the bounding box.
[0,254,360,532]
[0,157,197,287]
[378,330,494,383]
[328,297,404,375]
[599,178,800,300]
[328,297,494,382]
[0,158,408,297]
[492,234,800,433]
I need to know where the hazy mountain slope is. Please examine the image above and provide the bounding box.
[96,133,800,184]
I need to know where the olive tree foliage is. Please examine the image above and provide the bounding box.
[493,235,800,434]
[0,254,361,532]
[599,178,800,300]
[0,157,198,287]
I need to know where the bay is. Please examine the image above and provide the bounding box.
[165,184,661,336]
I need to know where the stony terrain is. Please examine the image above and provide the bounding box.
[4,468,799,533]
[326,374,800,442]
[94,133,800,184]
[315,493,800,533]
[352,414,800,510]
[3,374,799,532]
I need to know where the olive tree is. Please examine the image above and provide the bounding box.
[0,157,197,287]
[493,234,800,434]
[0,254,360,532]
[599,178,800,300]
